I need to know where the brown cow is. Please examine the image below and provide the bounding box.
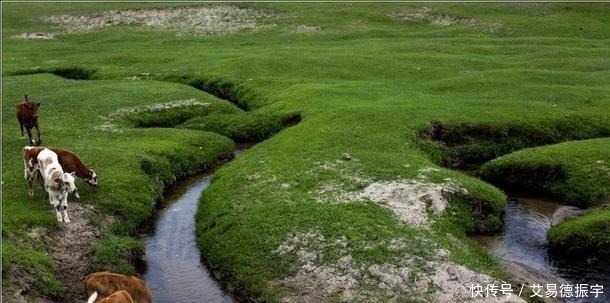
[16,95,42,145]
[24,146,97,198]
[84,272,152,303]
[87,290,134,303]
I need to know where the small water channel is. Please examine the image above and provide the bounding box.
[139,149,248,303]
[473,196,610,303]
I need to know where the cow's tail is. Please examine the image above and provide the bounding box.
[86,291,98,303]
[24,95,28,102]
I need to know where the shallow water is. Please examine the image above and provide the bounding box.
[140,149,250,303]
[474,197,610,303]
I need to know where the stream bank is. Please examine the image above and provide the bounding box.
[473,196,609,303]
[138,148,250,303]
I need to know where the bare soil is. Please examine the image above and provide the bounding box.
[272,231,526,302]
[46,203,111,302]
[4,203,112,303]
[40,5,273,38]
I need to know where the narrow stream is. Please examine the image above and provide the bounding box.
[140,149,248,303]
[473,196,610,303]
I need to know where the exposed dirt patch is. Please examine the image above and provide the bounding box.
[310,162,466,228]
[308,159,372,203]
[292,24,321,34]
[388,7,504,33]
[367,257,526,302]
[47,203,113,302]
[272,231,523,302]
[389,6,476,27]
[43,5,273,37]
[272,231,362,303]
[358,177,466,228]
[108,98,210,118]
[12,32,55,40]
[3,290,54,303]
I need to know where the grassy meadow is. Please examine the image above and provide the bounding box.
[2,2,609,302]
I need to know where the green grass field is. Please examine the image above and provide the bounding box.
[2,3,609,302]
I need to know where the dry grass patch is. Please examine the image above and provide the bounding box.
[41,5,273,37]
[12,32,55,40]
[388,7,503,33]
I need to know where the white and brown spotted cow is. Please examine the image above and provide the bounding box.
[36,148,78,223]
[23,146,97,198]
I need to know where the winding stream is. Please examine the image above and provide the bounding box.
[137,147,609,303]
[474,196,610,303]
[139,149,248,303]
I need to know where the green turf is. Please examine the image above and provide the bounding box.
[2,2,610,301]
[480,138,610,207]
[548,207,610,262]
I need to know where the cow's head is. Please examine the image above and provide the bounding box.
[20,101,41,117]
[85,169,98,186]
[17,101,40,121]
[59,172,79,198]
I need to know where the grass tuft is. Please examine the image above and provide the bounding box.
[87,236,145,275]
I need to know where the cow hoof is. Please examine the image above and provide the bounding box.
[28,191,34,199]
[63,217,70,223]
[20,136,25,140]
[56,215,63,222]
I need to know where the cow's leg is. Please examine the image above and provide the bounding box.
[26,127,34,145]
[19,122,25,140]
[61,196,70,223]
[25,161,36,198]
[23,159,28,180]
[34,122,42,145]
[52,199,62,222]
[27,171,34,198]
[47,188,54,204]
[31,168,43,199]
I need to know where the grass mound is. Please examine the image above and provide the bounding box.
[10,66,96,80]
[182,111,301,142]
[416,117,610,168]
[87,236,145,275]
[480,138,610,207]
[548,208,610,262]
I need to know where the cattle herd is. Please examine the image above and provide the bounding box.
[16,95,153,303]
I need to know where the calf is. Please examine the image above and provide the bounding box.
[87,290,134,303]
[37,148,78,223]
[16,95,42,145]
[24,146,97,198]
[84,272,152,303]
